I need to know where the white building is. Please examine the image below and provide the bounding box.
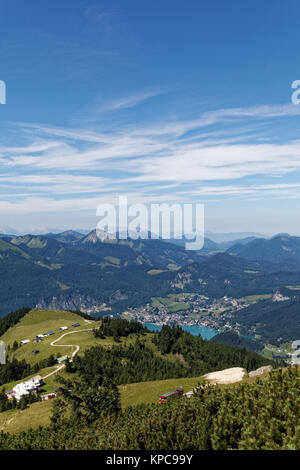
[7,375,44,400]
[60,326,68,331]
[21,339,30,345]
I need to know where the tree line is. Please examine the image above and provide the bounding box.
[152,324,280,372]
[0,307,31,337]
[93,317,147,341]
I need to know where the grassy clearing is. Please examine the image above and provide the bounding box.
[119,376,204,408]
[0,400,53,434]
[167,263,180,271]
[1,309,102,366]
[242,294,272,304]
[261,347,274,359]
[188,311,210,319]
[52,329,149,351]
[147,269,166,275]
[167,302,189,313]
[151,296,173,307]
[104,256,121,265]
[151,296,190,312]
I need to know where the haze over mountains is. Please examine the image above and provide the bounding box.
[1,229,300,319]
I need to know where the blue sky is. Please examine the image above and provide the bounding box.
[1,0,300,234]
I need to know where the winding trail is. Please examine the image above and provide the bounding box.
[42,364,65,380]
[42,327,99,380]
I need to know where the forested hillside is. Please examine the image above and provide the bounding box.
[152,325,276,372]
[211,331,263,353]
[230,296,300,344]
[227,234,300,265]
[2,232,300,317]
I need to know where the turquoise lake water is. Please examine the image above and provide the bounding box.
[143,323,220,340]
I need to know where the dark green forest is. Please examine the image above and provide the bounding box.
[0,307,31,337]
[93,316,147,340]
[211,330,263,352]
[230,297,300,344]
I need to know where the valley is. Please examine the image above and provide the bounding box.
[1,231,300,355]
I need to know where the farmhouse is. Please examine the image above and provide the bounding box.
[7,375,44,401]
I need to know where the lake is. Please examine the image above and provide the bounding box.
[143,323,220,340]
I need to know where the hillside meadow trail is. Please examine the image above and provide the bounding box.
[42,327,100,380]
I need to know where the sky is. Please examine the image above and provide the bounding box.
[1,0,300,235]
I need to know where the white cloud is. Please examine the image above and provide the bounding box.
[1,102,300,216]
[96,89,166,113]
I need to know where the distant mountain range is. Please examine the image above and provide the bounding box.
[226,234,300,265]
[1,230,300,320]
[205,231,266,243]
[0,226,267,237]
[0,230,202,315]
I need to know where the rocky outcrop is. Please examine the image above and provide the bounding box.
[36,293,108,314]
[248,365,273,378]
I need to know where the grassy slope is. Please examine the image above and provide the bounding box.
[119,376,204,407]
[1,368,276,434]
[0,375,205,434]
[1,309,103,365]
[0,308,277,435]
[0,401,53,433]
[0,308,166,433]
[0,307,166,373]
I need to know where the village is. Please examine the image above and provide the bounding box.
[122,293,250,333]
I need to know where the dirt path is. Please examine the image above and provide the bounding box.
[49,327,96,359]
[42,327,99,380]
[42,364,65,379]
